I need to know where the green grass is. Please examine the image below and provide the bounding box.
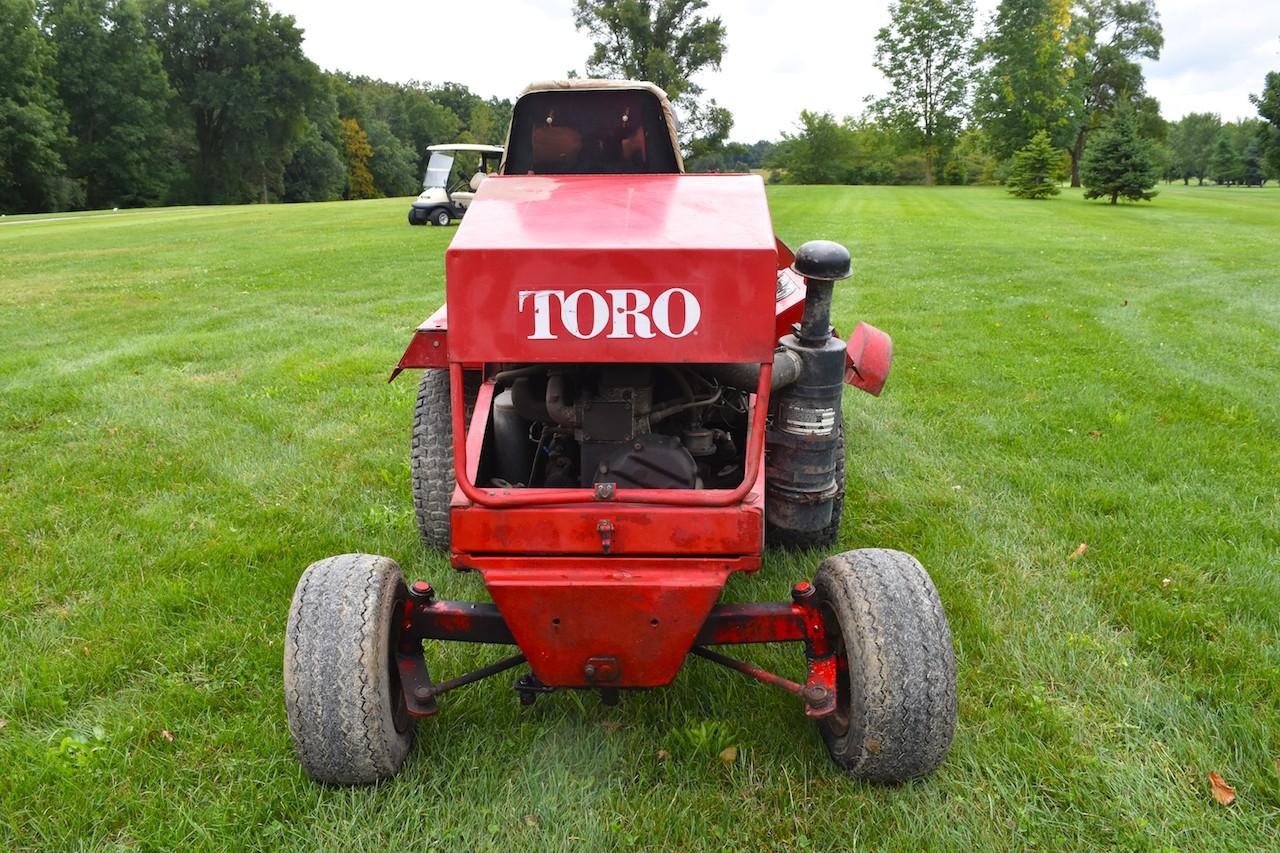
[2,184,1278,850]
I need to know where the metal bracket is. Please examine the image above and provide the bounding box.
[514,673,555,706]
[596,519,616,553]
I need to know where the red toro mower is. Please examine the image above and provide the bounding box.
[284,81,956,785]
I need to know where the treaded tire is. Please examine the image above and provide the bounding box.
[813,548,956,782]
[411,368,478,550]
[283,554,416,785]
[766,423,846,550]
[433,209,450,226]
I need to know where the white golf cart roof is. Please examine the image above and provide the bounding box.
[502,79,684,173]
[427,143,505,154]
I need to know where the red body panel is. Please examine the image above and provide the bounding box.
[444,174,779,364]
[844,321,893,396]
[392,236,809,375]
[479,559,737,687]
[451,466,764,557]
[390,304,449,377]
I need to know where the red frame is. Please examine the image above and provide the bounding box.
[443,362,776,688]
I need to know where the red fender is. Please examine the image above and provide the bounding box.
[844,321,892,396]
[388,303,449,381]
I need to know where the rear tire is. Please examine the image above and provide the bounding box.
[433,208,451,227]
[766,423,845,550]
[813,548,956,782]
[411,368,478,550]
[283,554,416,785]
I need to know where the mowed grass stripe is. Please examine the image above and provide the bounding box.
[1,185,1277,849]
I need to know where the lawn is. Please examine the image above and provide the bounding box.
[2,183,1278,850]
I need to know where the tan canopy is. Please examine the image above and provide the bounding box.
[501,79,684,173]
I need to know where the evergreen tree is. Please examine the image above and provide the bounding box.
[1006,130,1061,198]
[1080,110,1158,203]
[283,88,344,202]
[44,0,176,209]
[1240,140,1265,186]
[0,0,71,212]
[943,158,968,185]
[1209,136,1241,185]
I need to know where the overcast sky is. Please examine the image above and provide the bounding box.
[273,0,1280,142]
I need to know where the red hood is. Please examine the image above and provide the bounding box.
[444,174,779,364]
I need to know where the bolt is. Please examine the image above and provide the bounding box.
[584,663,597,679]
[414,686,433,702]
[791,581,815,602]
[802,685,829,704]
[410,580,434,601]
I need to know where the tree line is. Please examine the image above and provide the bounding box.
[0,0,509,214]
[5,0,1279,214]
[767,0,1280,195]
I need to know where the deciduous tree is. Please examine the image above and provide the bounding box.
[0,0,71,212]
[44,0,176,208]
[572,0,731,152]
[873,0,975,184]
[771,111,855,185]
[145,0,323,203]
[1066,0,1163,187]
[339,117,376,200]
[974,0,1083,159]
[1251,70,1280,179]
[1167,112,1220,184]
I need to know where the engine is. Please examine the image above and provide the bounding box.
[483,364,751,491]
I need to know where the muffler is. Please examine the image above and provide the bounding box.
[765,241,851,532]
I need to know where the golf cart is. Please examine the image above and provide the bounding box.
[408,143,504,226]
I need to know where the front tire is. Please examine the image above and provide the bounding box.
[283,554,416,785]
[433,208,451,227]
[813,548,956,782]
[411,369,478,550]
